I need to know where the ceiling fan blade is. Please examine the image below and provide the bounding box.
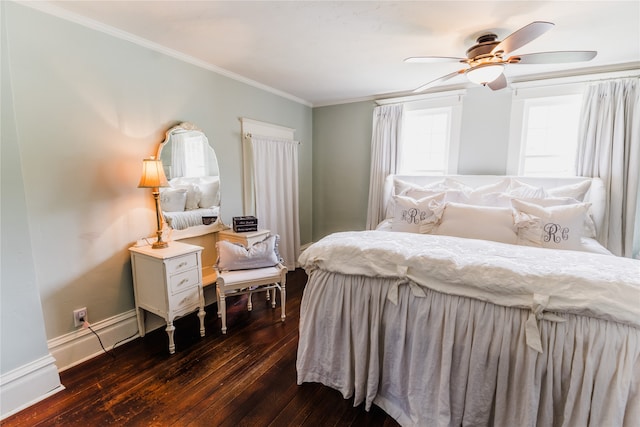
[508,50,598,64]
[491,21,554,56]
[405,56,466,63]
[413,70,465,93]
[487,73,507,91]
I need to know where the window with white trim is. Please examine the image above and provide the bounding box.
[397,91,463,175]
[507,83,584,176]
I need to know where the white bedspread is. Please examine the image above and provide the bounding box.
[297,231,640,426]
[299,231,640,329]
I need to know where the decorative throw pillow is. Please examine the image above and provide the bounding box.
[160,188,187,212]
[512,199,591,250]
[434,203,517,245]
[216,234,281,271]
[391,193,446,233]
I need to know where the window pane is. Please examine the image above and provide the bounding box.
[521,95,581,176]
[400,108,451,175]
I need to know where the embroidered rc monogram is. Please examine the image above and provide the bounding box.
[543,223,569,243]
[401,208,429,224]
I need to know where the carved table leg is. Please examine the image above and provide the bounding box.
[219,292,227,334]
[166,321,176,354]
[198,307,206,337]
[280,284,286,322]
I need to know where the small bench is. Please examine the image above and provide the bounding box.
[215,264,287,334]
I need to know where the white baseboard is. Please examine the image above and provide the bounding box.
[0,354,63,420]
[48,309,140,372]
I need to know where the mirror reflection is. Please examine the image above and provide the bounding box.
[157,122,222,233]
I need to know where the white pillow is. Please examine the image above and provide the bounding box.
[216,235,281,271]
[393,178,447,195]
[174,183,201,210]
[512,199,591,250]
[199,177,220,208]
[434,203,517,244]
[444,177,510,196]
[547,180,592,202]
[508,180,548,199]
[402,187,468,204]
[391,193,446,233]
[160,188,187,212]
[465,178,512,205]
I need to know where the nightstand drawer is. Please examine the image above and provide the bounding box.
[170,287,200,314]
[169,268,200,294]
[166,254,198,275]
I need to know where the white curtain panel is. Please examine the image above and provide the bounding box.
[576,78,640,258]
[250,136,300,270]
[366,104,404,230]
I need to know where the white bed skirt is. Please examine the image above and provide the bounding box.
[296,270,640,427]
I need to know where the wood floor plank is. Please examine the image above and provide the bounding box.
[2,269,398,427]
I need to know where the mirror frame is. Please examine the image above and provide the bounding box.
[157,122,225,239]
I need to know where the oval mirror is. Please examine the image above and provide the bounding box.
[157,122,223,238]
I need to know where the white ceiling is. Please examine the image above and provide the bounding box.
[35,1,640,106]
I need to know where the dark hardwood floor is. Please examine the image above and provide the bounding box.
[3,269,399,427]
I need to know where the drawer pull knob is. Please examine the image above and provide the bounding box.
[178,278,189,286]
[177,262,187,269]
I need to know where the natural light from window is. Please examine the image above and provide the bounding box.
[520,94,582,176]
[400,108,451,175]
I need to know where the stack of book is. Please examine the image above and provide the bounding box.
[232,216,258,232]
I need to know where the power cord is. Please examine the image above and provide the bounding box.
[80,317,139,359]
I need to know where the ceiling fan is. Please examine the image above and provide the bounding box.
[406,21,597,92]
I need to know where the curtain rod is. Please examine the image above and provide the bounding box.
[244,133,300,144]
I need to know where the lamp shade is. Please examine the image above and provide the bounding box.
[465,63,504,85]
[138,157,169,188]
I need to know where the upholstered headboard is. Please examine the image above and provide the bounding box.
[384,175,606,239]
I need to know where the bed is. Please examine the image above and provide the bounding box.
[296,175,640,427]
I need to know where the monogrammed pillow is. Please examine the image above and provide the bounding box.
[512,199,591,250]
[391,193,446,233]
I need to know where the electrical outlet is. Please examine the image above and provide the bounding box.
[73,307,87,327]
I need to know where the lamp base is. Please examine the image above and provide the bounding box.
[152,240,169,249]
[151,228,168,249]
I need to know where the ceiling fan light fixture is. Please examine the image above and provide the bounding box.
[465,63,504,85]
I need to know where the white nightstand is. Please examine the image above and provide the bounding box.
[129,241,206,354]
[218,229,270,247]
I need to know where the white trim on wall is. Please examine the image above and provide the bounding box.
[48,310,139,372]
[0,355,64,420]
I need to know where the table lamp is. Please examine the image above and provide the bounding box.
[138,157,170,249]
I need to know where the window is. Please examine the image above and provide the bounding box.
[401,108,450,174]
[507,83,584,176]
[397,90,463,175]
[520,95,582,176]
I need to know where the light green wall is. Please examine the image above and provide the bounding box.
[1,2,55,377]
[311,90,517,241]
[1,1,312,352]
[312,101,375,240]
